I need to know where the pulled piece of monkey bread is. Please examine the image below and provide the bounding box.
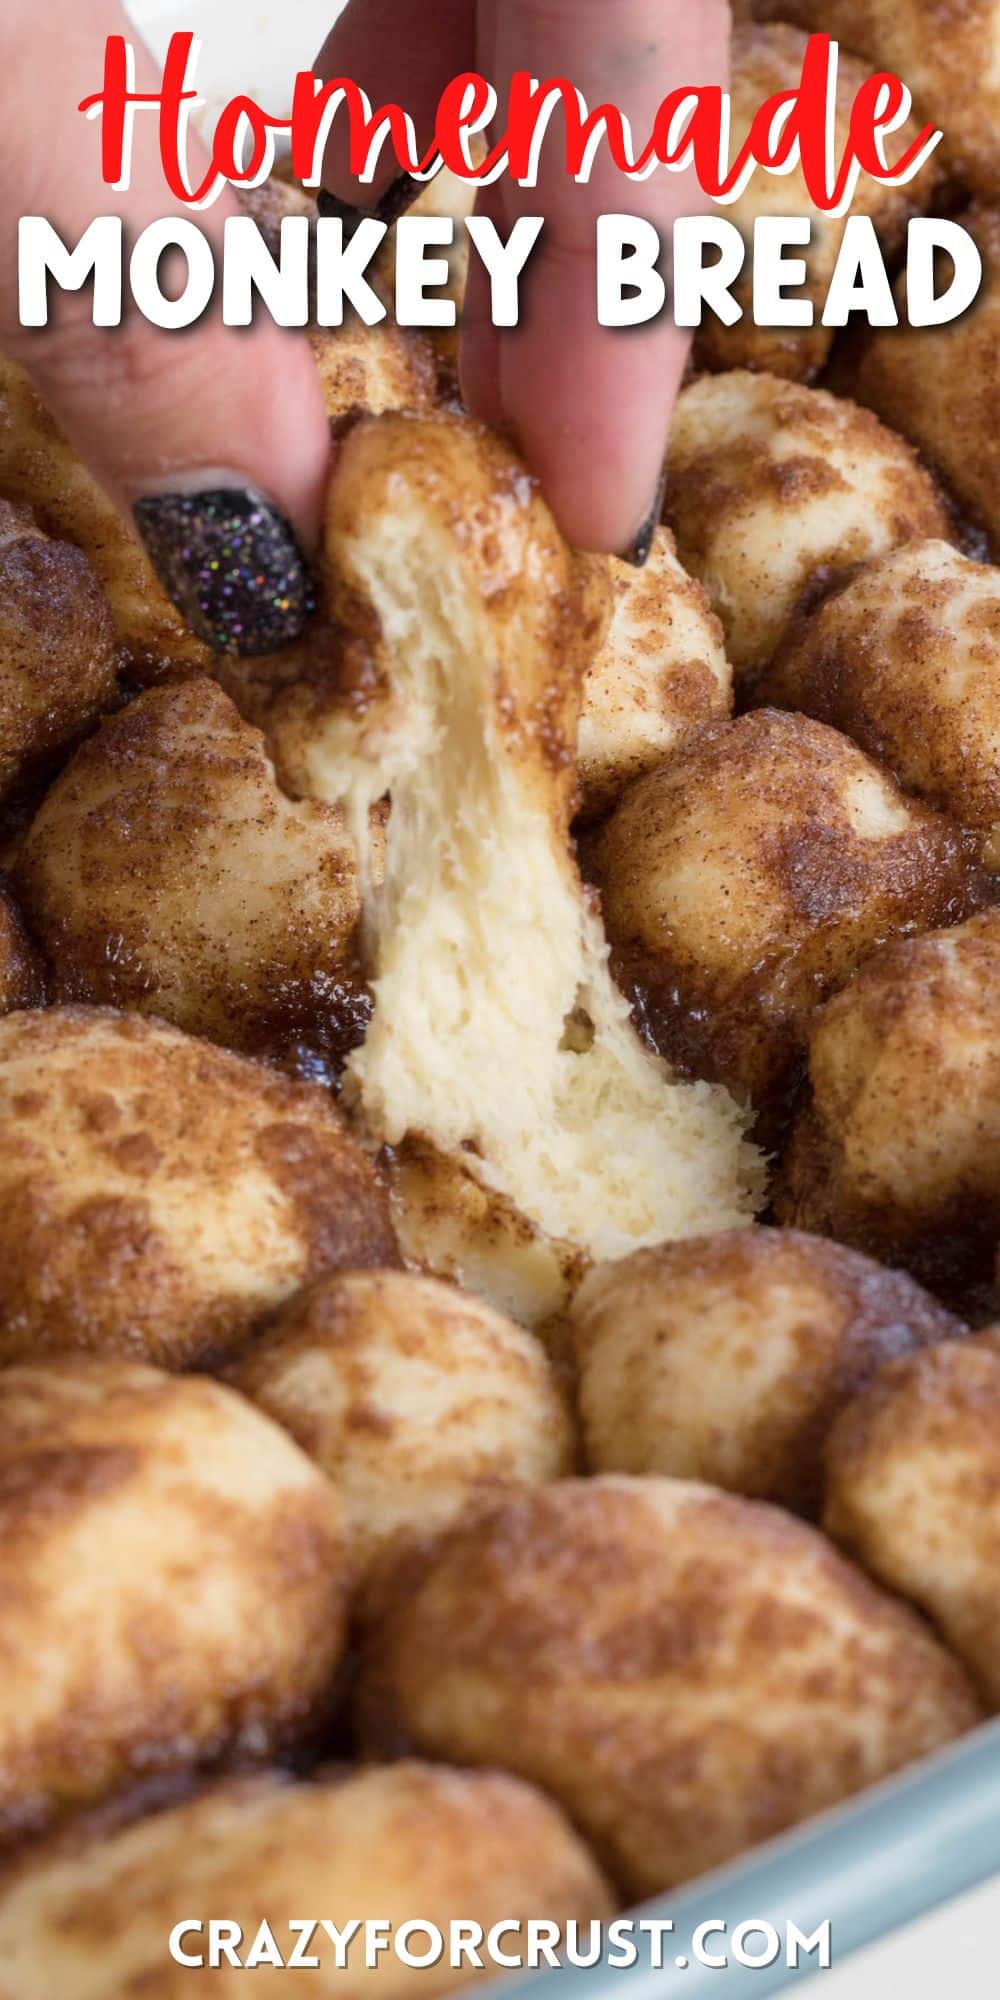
[308,412,764,1316]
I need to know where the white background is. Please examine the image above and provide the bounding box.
[123,4,999,1991]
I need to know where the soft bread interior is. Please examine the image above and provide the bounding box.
[323,414,765,1267]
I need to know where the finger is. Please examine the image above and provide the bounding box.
[466,0,732,556]
[1,0,330,655]
[458,178,505,430]
[315,0,472,211]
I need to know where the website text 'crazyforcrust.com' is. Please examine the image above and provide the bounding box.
[168,1915,834,1974]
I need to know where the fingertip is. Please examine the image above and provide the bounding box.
[499,323,688,556]
[458,267,505,432]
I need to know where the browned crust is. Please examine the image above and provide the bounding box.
[0,501,117,805]
[588,709,984,1113]
[0,1007,399,1368]
[16,676,373,1065]
[569,1227,965,1515]
[356,1476,982,1897]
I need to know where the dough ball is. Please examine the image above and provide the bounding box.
[663,371,951,673]
[0,499,117,804]
[570,1227,964,1516]
[846,204,1000,553]
[0,358,208,680]
[0,1007,398,1368]
[0,1761,614,1998]
[310,326,437,423]
[694,22,931,381]
[762,540,1000,865]
[322,410,764,1269]
[229,1269,576,1563]
[0,1358,348,1842]
[590,708,979,1108]
[17,676,372,1064]
[0,878,42,1013]
[577,528,732,822]
[775,909,1000,1295]
[357,1477,981,1896]
[825,1334,1000,1704]
[750,0,1000,200]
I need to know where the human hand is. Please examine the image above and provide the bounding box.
[1,0,329,658]
[2,0,730,659]
[316,0,732,560]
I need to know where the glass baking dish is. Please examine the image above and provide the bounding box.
[495,1719,1000,1997]
[121,5,1000,1986]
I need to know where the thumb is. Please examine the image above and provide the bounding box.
[1,0,330,658]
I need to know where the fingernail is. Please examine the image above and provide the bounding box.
[132,482,315,657]
[317,171,423,238]
[619,462,668,569]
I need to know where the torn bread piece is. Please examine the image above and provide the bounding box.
[310,413,764,1314]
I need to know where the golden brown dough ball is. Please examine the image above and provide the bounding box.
[0,878,42,1013]
[589,708,979,1108]
[0,1358,348,1843]
[0,358,208,680]
[357,1477,981,1896]
[570,1228,964,1516]
[229,1270,575,1563]
[0,1007,397,1368]
[0,1761,614,1998]
[0,500,117,804]
[846,204,1000,552]
[762,540,1000,865]
[577,529,732,821]
[694,23,931,382]
[776,909,1000,1294]
[310,325,437,423]
[17,676,372,1064]
[664,372,951,674]
[825,1335,1000,1704]
[750,0,1000,200]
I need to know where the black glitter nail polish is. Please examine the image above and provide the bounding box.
[620,461,668,570]
[133,488,315,657]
